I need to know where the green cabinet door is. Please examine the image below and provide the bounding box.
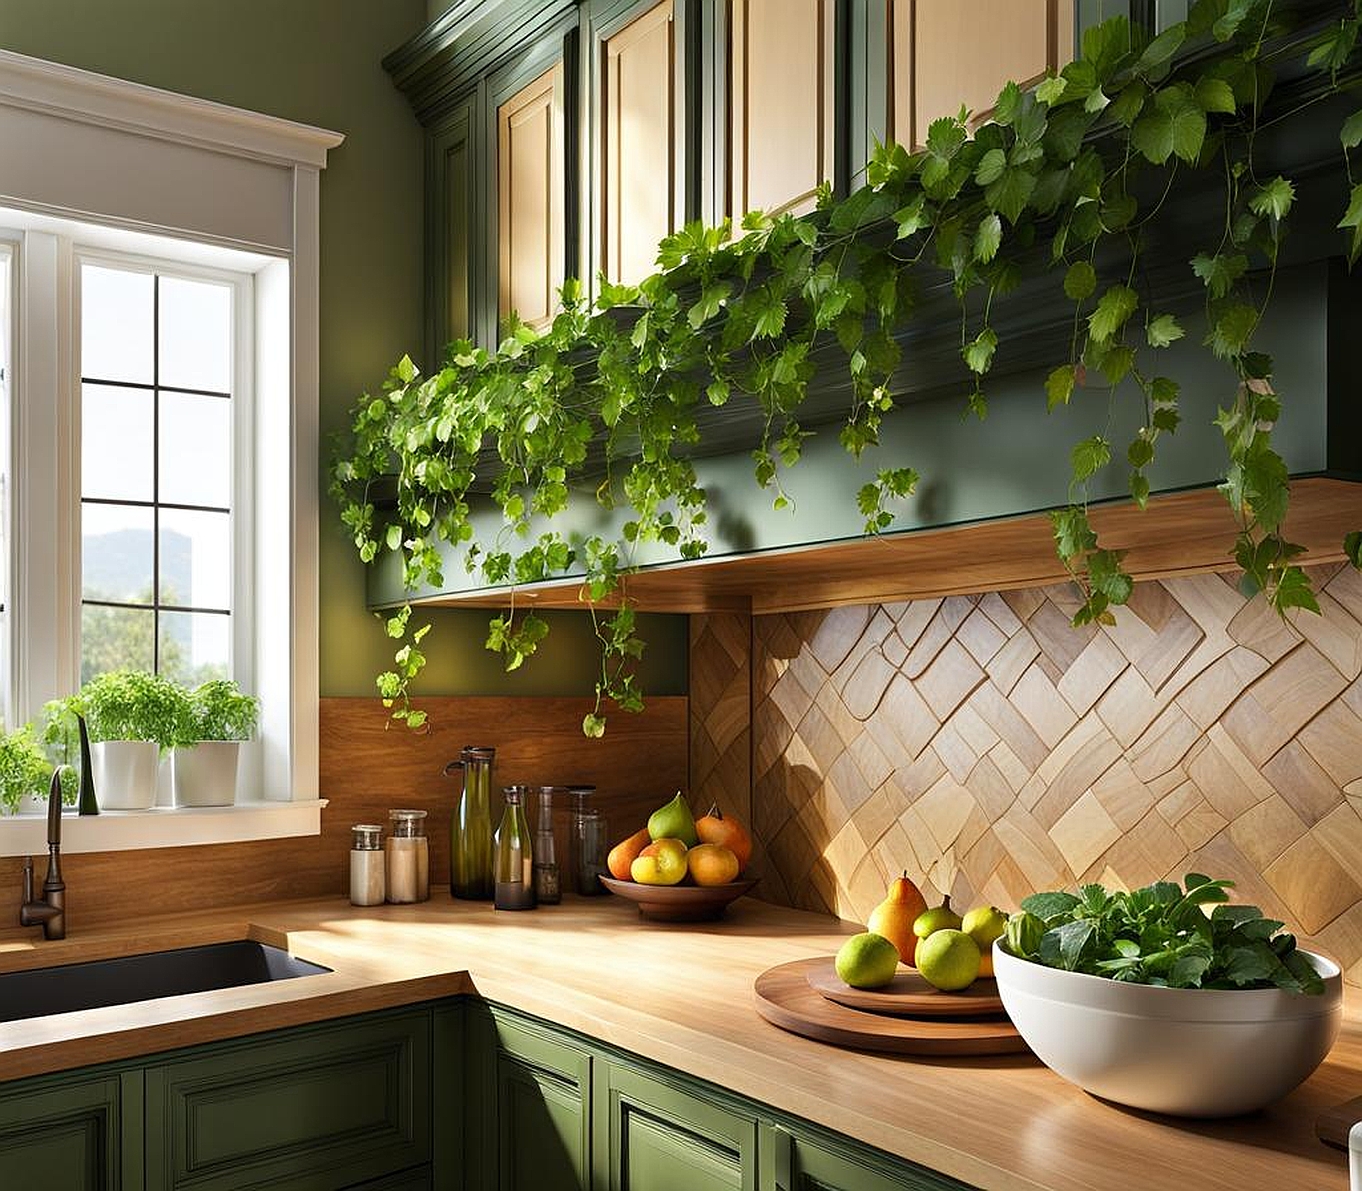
[0,1070,139,1191]
[596,1060,758,1191]
[343,1168,433,1191]
[465,1003,593,1191]
[762,1123,975,1191]
[144,1009,432,1191]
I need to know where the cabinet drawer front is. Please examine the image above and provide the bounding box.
[146,1010,431,1191]
[0,1074,127,1191]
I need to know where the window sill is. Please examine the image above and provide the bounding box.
[0,799,327,856]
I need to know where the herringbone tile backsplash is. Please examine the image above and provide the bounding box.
[715,564,1362,984]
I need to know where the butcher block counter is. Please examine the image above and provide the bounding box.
[0,893,1355,1191]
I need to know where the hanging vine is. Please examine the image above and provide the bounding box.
[333,0,1362,736]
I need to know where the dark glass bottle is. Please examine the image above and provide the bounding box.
[447,746,495,899]
[494,784,535,911]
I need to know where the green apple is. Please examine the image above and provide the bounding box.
[631,838,689,885]
[647,792,699,847]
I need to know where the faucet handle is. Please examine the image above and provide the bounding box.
[21,856,33,905]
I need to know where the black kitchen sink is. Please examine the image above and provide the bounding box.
[0,940,331,1023]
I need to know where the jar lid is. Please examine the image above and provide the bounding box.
[389,808,428,836]
[351,824,383,849]
[462,745,496,759]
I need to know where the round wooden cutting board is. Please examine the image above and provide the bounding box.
[803,956,1005,1017]
[754,958,1029,1057]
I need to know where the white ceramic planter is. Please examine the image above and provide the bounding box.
[171,741,241,807]
[993,941,1342,1117]
[91,740,160,810]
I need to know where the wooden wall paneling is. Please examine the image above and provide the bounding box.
[602,0,679,286]
[0,697,689,935]
[498,63,566,329]
[893,0,1061,150]
[728,0,837,218]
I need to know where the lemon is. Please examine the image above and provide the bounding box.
[834,932,900,990]
[912,895,963,939]
[916,928,981,991]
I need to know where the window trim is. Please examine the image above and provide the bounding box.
[0,48,341,851]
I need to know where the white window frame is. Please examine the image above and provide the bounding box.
[0,48,341,853]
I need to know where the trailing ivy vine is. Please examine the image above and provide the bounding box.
[333,0,1362,736]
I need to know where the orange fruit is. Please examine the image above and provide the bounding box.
[688,842,740,886]
[866,872,929,966]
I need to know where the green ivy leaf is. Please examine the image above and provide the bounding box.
[1051,505,1097,561]
[894,195,930,239]
[963,328,999,374]
[1146,313,1185,347]
[1132,85,1206,165]
[688,282,732,329]
[1064,261,1098,301]
[582,713,606,738]
[1137,24,1186,71]
[1130,471,1151,508]
[1345,531,1362,569]
[1342,109,1362,151]
[1271,565,1321,615]
[1207,301,1258,359]
[707,379,730,407]
[974,148,1007,185]
[1191,252,1248,299]
[1046,364,1077,409]
[1249,176,1295,221]
[1035,75,1068,106]
[1194,77,1238,115]
[1071,435,1112,481]
[1088,285,1138,342]
[986,168,1037,224]
[1339,184,1362,265]
[974,213,1003,263]
[396,354,417,384]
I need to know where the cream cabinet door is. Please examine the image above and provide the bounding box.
[891,0,1072,149]
[728,0,836,218]
[602,0,679,286]
[498,62,565,329]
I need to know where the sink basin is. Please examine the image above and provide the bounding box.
[0,940,331,1023]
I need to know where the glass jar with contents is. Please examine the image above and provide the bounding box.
[575,808,609,896]
[533,787,562,905]
[567,786,596,893]
[349,824,385,906]
[447,746,495,900]
[386,809,430,904]
[494,785,535,911]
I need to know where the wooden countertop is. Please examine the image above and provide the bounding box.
[0,894,1355,1191]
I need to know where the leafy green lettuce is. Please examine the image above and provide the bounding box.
[1004,874,1324,994]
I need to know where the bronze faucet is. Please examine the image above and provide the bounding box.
[19,769,65,940]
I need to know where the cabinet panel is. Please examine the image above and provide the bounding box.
[498,63,565,329]
[602,0,679,285]
[763,1123,971,1191]
[728,0,836,217]
[428,97,478,361]
[891,0,1065,149]
[145,1010,431,1191]
[598,1061,757,1191]
[0,1072,132,1191]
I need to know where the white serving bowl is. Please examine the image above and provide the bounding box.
[993,941,1342,1117]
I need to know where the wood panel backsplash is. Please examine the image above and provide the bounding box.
[0,697,688,935]
[714,565,1362,984]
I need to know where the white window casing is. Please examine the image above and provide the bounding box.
[0,49,342,853]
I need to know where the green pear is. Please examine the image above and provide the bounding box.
[647,792,698,847]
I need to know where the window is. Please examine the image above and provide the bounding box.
[0,49,335,851]
[78,259,244,686]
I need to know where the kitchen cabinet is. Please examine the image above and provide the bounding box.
[727,0,837,218]
[596,1059,759,1191]
[495,60,566,329]
[890,0,1073,149]
[344,1171,433,1191]
[426,95,478,359]
[144,1008,432,1191]
[762,1122,964,1191]
[594,0,684,286]
[465,1003,593,1191]
[0,1070,138,1190]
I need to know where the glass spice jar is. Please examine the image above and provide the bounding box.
[349,824,385,906]
[386,808,429,903]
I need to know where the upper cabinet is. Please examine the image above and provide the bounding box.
[728,0,837,218]
[890,0,1074,149]
[596,0,684,287]
[497,62,566,328]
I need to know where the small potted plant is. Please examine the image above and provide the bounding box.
[0,723,68,816]
[77,670,188,810]
[171,679,259,807]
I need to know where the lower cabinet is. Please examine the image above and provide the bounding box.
[0,998,973,1191]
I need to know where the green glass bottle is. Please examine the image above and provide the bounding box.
[447,746,494,899]
[494,784,535,911]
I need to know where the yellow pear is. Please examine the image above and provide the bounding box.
[866,871,928,966]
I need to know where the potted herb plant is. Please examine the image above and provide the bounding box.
[171,679,259,807]
[77,670,188,810]
[0,723,68,816]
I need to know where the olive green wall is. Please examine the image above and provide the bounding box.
[0,0,688,699]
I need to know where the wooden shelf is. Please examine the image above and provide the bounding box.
[413,477,1362,615]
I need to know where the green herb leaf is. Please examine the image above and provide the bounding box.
[1087,285,1138,342]
[1072,435,1111,480]
[1064,261,1098,301]
[1146,313,1184,347]
[1249,176,1295,221]
[1132,84,1206,164]
[1046,363,1076,409]
[974,213,1003,263]
[963,328,999,374]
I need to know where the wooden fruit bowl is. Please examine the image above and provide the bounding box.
[599,876,759,921]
